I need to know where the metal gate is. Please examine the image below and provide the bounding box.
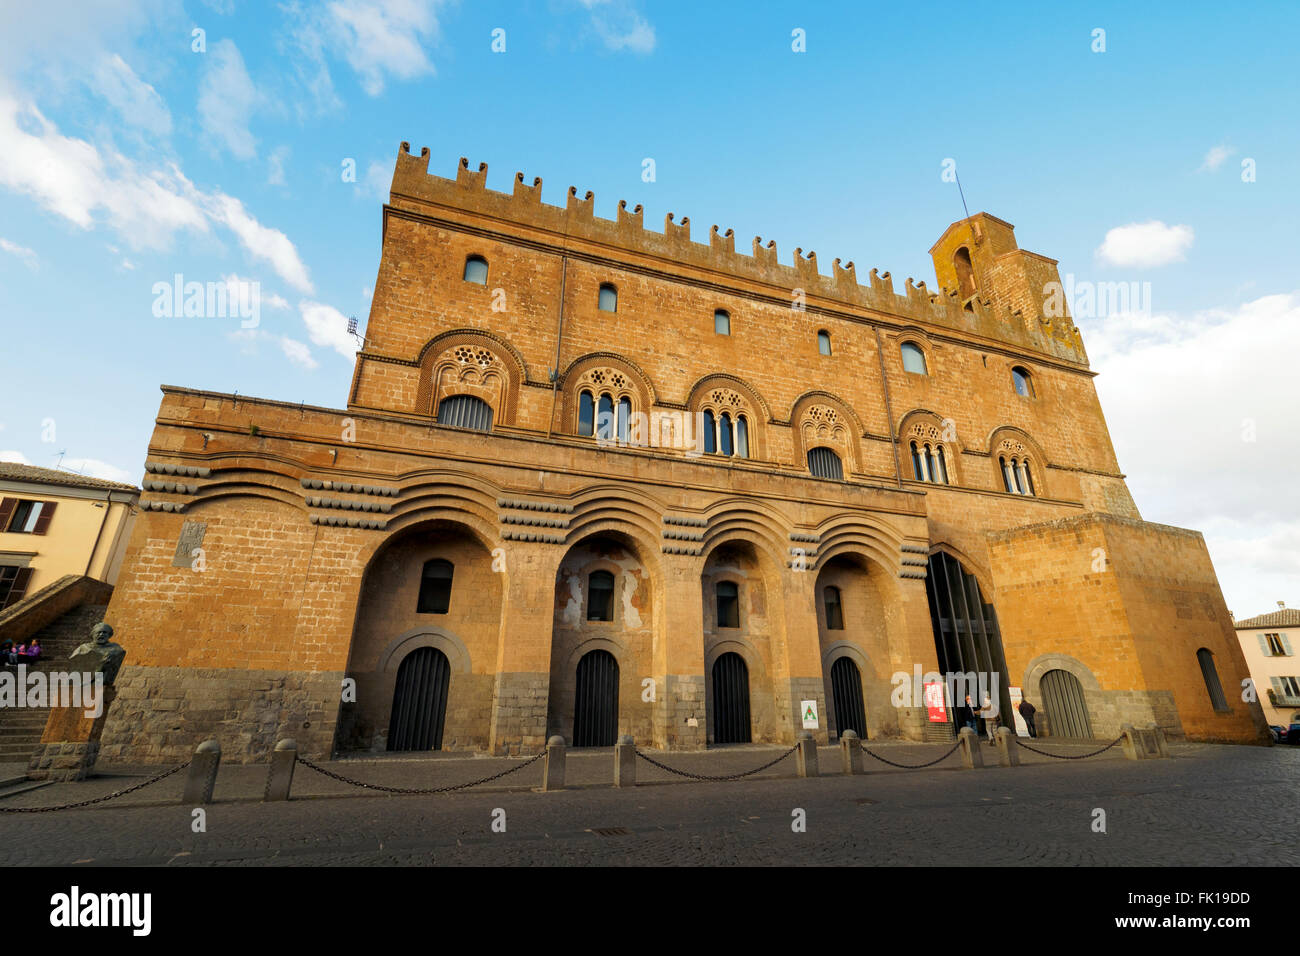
[712,652,752,744]
[830,657,867,739]
[573,649,619,747]
[1040,669,1092,739]
[924,551,1012,730]
[387,647,451,751]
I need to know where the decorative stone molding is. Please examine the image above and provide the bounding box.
[664,515,707,527]
[143,479,199,495]
[663,529,705,542]
[500,513,569,528]
[497,497,573,513]
[139,500,186,513]
[309,514,386,530]
[300,478,399,497]
[501,529,564,544]
[662,544,703,556]
[790,532,819,543]
[305,496,393,513]
[144,461,211,478]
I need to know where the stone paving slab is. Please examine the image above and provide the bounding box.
[0,741,1295,866]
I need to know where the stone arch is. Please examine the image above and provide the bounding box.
[1021,652,1104,699]
[789,391,865,475]
[414,329,525,424]
[549,529,658,745]
[336,517,502,754]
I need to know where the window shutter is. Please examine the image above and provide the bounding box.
[3,567,33,608]
[1271,677,1284,695]
[31,500,56,535]
[1260,634,1273,656]
[1283,634,1294,656]
[0,497,15,532]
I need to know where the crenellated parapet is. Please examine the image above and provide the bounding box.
[389,144,1089,365]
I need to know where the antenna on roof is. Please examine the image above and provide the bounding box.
[53,449,67,470]
[348,315,367,350]
[954,166,972,223]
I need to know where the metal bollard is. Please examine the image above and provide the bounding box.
[182,739,221,804]
[264,738,298,801]
[796,730,819,778]
[994,727,1020,767]
[1120,723,1143,760]
[840,729,863,775]
[614,734,636,788]
[543,735,566,791]
[957,727,983,769]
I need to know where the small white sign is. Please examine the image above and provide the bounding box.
[801,699,819,730]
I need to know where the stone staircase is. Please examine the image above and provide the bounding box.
[0,603,108,762]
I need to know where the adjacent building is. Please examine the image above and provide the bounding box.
[96,146,1268,763]
[1234,605,1300,727]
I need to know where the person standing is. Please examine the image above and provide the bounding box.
[1018,696,1038,737]
[958,694,978,734]
[981,696,1000,743]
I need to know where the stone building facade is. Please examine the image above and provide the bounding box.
[98,145,1267,763]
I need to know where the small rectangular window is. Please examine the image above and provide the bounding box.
[6,500,43,534]
[714,310,730,335]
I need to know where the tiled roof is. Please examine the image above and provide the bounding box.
[0,461,139,494]
[1234,608,1300,629]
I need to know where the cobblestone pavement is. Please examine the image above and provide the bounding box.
[1,741,1296,866]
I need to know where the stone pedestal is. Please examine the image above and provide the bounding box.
[27,686,116,782]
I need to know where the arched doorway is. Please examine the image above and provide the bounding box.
[830,657,867,739]
[925,551,1012,731]
[388,647,451,751]
[712,652,752,744]
[1040,668,1092,739]
[573,649,619,747]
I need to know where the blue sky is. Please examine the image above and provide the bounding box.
[0,0,1296,617]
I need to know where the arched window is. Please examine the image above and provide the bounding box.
[808,447,843,480]
[703,410,717,454]
[925,444,940,485]
[954,246,977,301]
[578,390,595,437]
[416,559,454,614]
[817,330,832,356]
[1019,459,1036,496]
[1012,366,1035,398]
[719,412,734,456]
[714,309,731,335]
[735,415,750,459]
[598,283,618,312]
[901,342,928,375]
[463,255,488,285]
[1197,648,1230,712]
[588,570,615,622]
[911,441,927,481]
[617,396,631,444]
[935,446,949,484]
[716,580,740,628]
[436,395,493,431]
[596,393,614,441]
[1000,455,1016,493]
[824,586,844,630]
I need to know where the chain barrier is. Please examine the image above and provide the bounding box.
[633,743,798,781]
[860,740,962,769]
[1014,735,1124,760]
[296,749,547,795]
[0,760,192,814]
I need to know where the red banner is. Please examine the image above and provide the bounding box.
[924,681,947,722]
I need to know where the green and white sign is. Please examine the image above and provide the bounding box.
[801,699,819,730]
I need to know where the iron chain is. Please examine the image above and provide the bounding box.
[0,760,192,814]
[633,743,798,781]
[1014,735,1124,760]
[296,749,547,795]
[860,740,961,769]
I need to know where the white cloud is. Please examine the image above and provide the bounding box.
[363,159,390,202]
[197,39,261,160]
[267,145,290,185]
[0,93,315,291]
[90,54,171,138]
[58,458,134,484]
[1199,143,1236,172]
[1095,220,1194,268]
[1085,291,1300,617]
[0,450,31,465]
[287,0,444,103]
[196,191,313,293]
[579,0,655,53]
[299,300,357,359]
[279,336,319,369]
[0,237,38,268]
